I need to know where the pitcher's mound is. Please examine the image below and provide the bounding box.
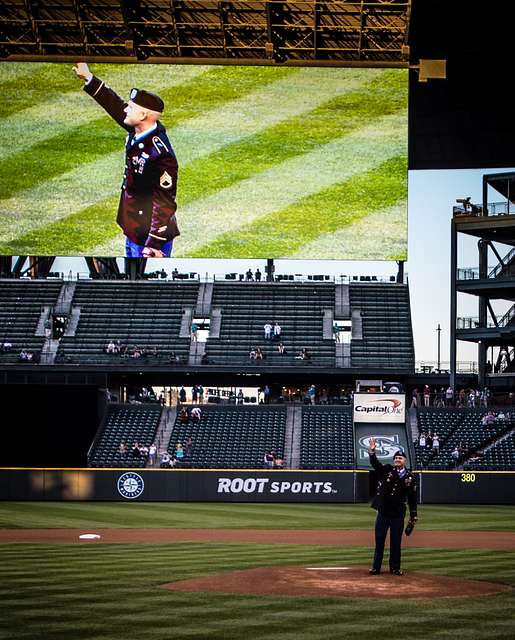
[162,565,511,599]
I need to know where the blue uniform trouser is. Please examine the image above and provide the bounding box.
[125,237,173,258]
[372,512,404,572]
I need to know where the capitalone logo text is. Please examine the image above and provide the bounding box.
[355,398,402,414]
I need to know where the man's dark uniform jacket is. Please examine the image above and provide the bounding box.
[84,76,179,251]
[369,452,418,519]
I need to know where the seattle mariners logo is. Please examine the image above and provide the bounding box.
[358,435,400,460]
[117,472,145,499]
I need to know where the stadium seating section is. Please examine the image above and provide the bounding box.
[58,281,199,364]
[350,283,415,370]
[0,279,416,371]
[466,431,515,470]
[300,406,354,469]
[0,280,62,362]
[414,408,514,469]
[206,282,336,366]
[89,404,162,467]
[167,405,286,469]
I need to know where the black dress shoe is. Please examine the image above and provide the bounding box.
[369,568,381,575]
[390,569,404,576]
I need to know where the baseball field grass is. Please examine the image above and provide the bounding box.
[0,63,407,259]
[1,503,515,640]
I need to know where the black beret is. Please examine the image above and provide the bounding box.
[129,88,164,112]
[393,450,407,459]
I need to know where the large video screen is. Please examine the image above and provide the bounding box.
[0,63,407,259]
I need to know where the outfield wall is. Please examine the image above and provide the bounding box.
[0,469,514,504]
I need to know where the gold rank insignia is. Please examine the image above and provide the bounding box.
[160,171,173,189]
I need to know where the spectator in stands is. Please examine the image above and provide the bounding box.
[237,389,244,405]
[106,340,116,354]
[176,443,185,461]
[191,322,199,342]
[148,443,157,466]
[481,387,490,408]
[185,436,193,456]
[132,346,142,359]
[198,385,204,404]
[160,451,172,468]
[191,407,202,422]
[192,385,199,403]
[410,388,419,408]
[263,322,273,340]
[319,388,329,405]
[273,322,282,339]
[1,341,12,352]
[263,385,271,404]
[445,386,454,407]
[418,432,426,448]
[255,268,262,281]
[307,384,316,405]
[277,342,286,355]
[201,353,210,365]
[180,407,189,424]
[118,442,127,458]
[139,444,149,460]
[131,442,141,459]
[457,388,466,407]
[451,446,460,461]
[333,322,341,343]
[423,385,431,407]
[179,386,187,403]
[246,269,254,281]
[274,455,284,469]
[426,432,433,449]
[255,347,264,360]
[432,434,440,454]
[172,268,179,280]
[435,387,445,408]
[263,450,274,468]
[468,389,476,408]
[249,347,257,361]
[295,348,311,361]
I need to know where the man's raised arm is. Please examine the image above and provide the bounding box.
[368,437,383,471]
[73,62,131,131]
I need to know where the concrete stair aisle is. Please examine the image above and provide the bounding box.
[284,404,303,469]
[147,406,178,467]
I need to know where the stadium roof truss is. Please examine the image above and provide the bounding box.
[0,0,411,66]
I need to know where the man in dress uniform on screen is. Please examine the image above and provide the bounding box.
[368,437,418,576]
[73,62,179,258]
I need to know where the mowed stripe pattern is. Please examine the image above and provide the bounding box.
[2,543,515,640]
[0,64,408,258]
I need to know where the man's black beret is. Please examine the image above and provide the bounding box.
[393,450,407,459]
[129,88,164,112]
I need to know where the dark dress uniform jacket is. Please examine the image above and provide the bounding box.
[369,453,418,519]
[84,76,180,251]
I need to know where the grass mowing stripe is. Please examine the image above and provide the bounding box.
[0,68,404,255]
[0,64,295,197]
[181,150,406,258]
[2,502,515,530]
[156,110,407,257]
[288,200,407,261]
[0,63,211,163]
[2,543,515,640]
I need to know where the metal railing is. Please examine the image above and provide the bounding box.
[416,361,478,374]
[489,247,515,278]
[452,201,514,217]
[457,305,515,330]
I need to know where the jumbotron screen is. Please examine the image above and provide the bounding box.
[0,63,408,259]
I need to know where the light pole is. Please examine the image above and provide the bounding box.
[437,324,441,372]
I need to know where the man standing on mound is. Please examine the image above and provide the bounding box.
[368,437,418,575]
[73,62,179,258]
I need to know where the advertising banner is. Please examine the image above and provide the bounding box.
[353,394,406,423]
